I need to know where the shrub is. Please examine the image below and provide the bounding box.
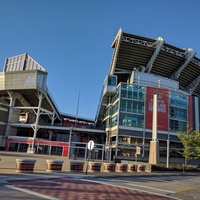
[151,163,200,172]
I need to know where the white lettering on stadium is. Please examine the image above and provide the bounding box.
[149,102,166,113]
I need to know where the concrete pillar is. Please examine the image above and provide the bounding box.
[149,94,160,164]
[149,140,159,164]
[5,92,18,137]
[28,93,43,154]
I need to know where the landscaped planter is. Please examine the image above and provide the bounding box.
[101,163,116,172]
[137,164,145,172]
[70,161,84,172]
[115,163,127,172]
[15,159,36,173]
[46,160,64,172]
[87,162,101,172]
[127,164,137,172]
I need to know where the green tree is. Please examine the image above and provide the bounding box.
[177,128,200,163]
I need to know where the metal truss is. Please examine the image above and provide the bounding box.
[161,46,185,58]
[122,36,153,47]
[122,34,200,70]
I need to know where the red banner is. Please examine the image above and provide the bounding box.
[145,86,169,131]
[6,137,69,147]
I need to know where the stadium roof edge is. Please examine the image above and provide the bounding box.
[108,29,200,96]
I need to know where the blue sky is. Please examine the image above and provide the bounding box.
[0,0,200,119]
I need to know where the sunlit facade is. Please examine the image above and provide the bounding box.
[1,29,200,165]
[0,53,104,156]
[95,29,200,164]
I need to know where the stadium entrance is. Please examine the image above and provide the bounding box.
[5,136,69,156]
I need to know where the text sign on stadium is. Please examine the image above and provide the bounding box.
[87,140,95,150]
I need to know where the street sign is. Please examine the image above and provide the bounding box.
[136,146,141,155]
[87,140,94,150]
[86,140,94,175]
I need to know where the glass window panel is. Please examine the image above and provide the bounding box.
[112,89,119,103]
[121,84,145,100]
[170,107,187,120]
[121,89,127,98]
[169,119,187,131]
[120,99,144,114]
[111,115,118,127]
[169,92,187,108]
[119,112,144,128]
[112,102,119,114]
[108,75,117,86]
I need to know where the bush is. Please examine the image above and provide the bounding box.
[151,163,200,172]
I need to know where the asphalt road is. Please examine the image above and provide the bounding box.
[93,173,200,200]
[0,173,200,200]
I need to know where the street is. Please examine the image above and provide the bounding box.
[0,173,200,199]
[93,173,200,200]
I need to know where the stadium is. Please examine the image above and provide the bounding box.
[95,28,200,165]
[0,28,200,165]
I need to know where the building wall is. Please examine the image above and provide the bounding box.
[103,72,196,164]
[0,104,9,148]
[145,87,169,130]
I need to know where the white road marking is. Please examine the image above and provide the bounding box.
[98,178,175,193]
[139,177,181,181]
[98,178,122,182]
[82,179,181,200]
[6,185,60,200]
[101,179,176,194]
[124,182,175,193]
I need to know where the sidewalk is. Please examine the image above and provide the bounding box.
[0,150,199,180]
[0,151,199,200]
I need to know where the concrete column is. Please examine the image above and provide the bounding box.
[33,93,43,141]
[5,92,17,137]
[152,94,157,141]
[149,94,160,164]
[166,139,170,168]
[28,93,43,153]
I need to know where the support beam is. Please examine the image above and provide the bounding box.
[14,106,56,120]
[170,48,196,79]
[186,75,200,94]
[110,28,123,75]
[146,37,164,73]
[5,91,18,137]
[28,92,44,153]
[8,91,31,107]
[45,94,61,121]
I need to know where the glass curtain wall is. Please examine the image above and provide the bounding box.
[119,83,145,128]
[169,92,187,131]
[104,83,145,129]
[104,89,119,129]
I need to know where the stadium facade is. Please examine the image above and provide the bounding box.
[0,53,104,157]
[0,29,200,165]
[95,28,200,164]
